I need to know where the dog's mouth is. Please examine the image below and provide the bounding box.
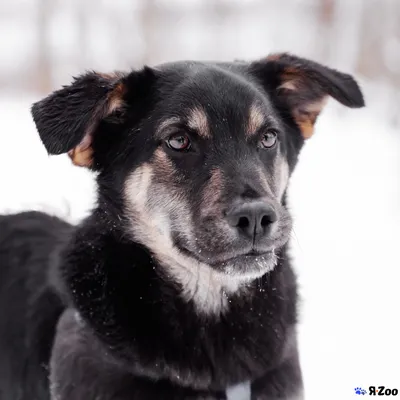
[209,249,272,265]
[209,250,276,276]
[179,244,276,276]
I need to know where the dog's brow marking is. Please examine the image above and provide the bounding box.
[246,104,265,137]
[156,117,181,136]
[187,107,210,138]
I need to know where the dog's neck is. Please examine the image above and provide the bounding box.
[68,209,282,317]
[61,218,297,390]
[154,247,281,316]
[157,255,243,315]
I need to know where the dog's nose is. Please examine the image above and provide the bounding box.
[226,202,277,239]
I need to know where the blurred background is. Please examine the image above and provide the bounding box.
[0,1,399,399]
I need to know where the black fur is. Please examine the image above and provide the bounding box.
[0,54,364,399]
[31,73,118,155]
[0,212,71,400]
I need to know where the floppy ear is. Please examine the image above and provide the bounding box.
[32,71,132,168]
[250,53,365,139]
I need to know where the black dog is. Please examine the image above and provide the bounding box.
[0,53,364,399]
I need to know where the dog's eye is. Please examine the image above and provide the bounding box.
[260,131,277,149]
[166,134,191,151]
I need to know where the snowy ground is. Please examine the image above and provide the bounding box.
[0,90,399,399]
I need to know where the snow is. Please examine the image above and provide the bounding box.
[0,94,96,224]
[0,88,399,399]
[289,101,400,399]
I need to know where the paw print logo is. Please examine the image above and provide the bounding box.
[354,387,367,395]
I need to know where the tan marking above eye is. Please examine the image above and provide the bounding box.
[187,107,210,138]
[155,117,182,137]
[246,104,266,138]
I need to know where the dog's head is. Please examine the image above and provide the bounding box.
[32,53,364,289]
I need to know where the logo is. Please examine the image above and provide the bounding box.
[354,387,399,396]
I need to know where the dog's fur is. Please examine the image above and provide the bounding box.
[0,53,364,399]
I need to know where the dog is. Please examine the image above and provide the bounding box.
[0,53,364,399]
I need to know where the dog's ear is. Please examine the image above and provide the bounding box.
[250,53,365,139]
[31,68,154,167]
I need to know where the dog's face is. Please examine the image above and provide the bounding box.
[123,65,294,280]
[32,54,364,294]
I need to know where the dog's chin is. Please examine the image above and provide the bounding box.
[210,251,278,279]
[179,245,279,280]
